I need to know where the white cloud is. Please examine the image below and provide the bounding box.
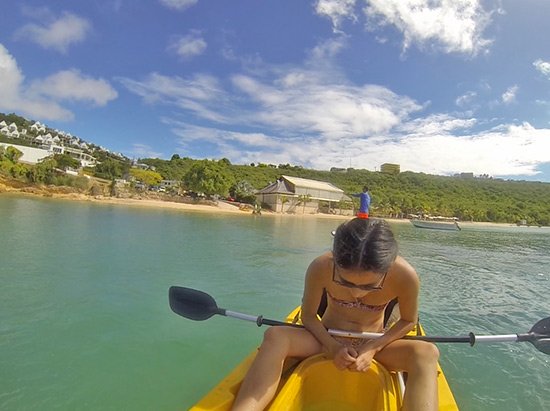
[130,144,164,159]
[169,32,207,59]
[533,59,550,78]
[456,90,477,107]
[363,0,493,55]
[398,114,476,135]
[380,122,550,177]
[159,0,198,11]
[14,11,90,53]
[0,44,117,120]
[29,69,118,106]
[119,72,229,123]
[231,73,421,138]
[501,85,518,104]
[315,0,357,32]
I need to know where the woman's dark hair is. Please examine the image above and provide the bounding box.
[333,218,397,273]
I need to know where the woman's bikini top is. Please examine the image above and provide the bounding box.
[325,290,388,312]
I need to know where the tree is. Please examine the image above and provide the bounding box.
[94,158,124,180]
[231,180,256,203]
[183,160,235,196]
[53,154,80,171]
[297,194,312,214]
[129,168,162,186]
[5,146,23,163]
[26,158,57,183]
[280,195,289,213]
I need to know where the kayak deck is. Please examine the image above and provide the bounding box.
[190,308,459,410]
[270,355,402,410]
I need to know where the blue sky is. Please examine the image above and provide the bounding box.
[1,1,550,181]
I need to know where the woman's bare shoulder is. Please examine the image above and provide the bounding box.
[390,256,419,284]
[305,252,333,280]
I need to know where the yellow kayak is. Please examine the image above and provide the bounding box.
[190,307,459,410]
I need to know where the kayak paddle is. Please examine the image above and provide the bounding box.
[168,286,550,355]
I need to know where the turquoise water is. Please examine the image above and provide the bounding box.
[1,195,549,410]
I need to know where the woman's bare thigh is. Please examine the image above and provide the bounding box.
[265,326,324,358]
[373,339,436,373]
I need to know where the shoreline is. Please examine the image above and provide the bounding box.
[2,184,543,229]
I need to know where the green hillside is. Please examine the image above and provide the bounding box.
[140,157,550,226]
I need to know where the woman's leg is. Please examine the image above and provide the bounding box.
[231,326,322,411]
[374,340,440,411]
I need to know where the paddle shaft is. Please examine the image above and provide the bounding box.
[223,308,539,346]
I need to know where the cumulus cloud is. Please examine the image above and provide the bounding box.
[14,11,90,53]
[231,73,421,138]
[169,31,207,59]
[315,0,357,32]
[363,0,493,55]
[159,0,198,11]
[122,66,421,141]
[378,122,550,177]
[501,85,518,104]
[533,59,550,78]
[0,44,117,120]
[456,91,477,107]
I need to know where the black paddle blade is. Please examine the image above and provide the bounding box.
[530,317,550,355]
[169,286,221,321]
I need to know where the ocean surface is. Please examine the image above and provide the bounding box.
[1,195,549,411]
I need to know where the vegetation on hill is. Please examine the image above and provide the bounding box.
[138,156,550,226]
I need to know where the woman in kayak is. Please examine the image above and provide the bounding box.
[232,218,439,411]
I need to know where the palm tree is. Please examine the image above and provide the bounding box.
[297,194,312,214]
[280,195,289,213]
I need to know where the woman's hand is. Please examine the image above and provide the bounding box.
[349,341,378,372]
[328,342,358,370]
[351,350,375,372]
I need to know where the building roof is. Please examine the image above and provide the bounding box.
[282,175,343,193]
[256,178,294,195]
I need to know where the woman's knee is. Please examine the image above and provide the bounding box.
[260,327,291,353]
[412,342,440,367]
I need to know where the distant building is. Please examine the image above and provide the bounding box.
[0,142,96,167]
[256,175,352,215]
[380,163,400,174]
[454,172,474,179]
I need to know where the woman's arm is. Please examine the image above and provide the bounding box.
[352,258,419,371]
[300,255,340,353]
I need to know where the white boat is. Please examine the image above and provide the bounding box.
[411,219,461,231]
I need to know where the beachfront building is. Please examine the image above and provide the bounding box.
[256,175,353,215]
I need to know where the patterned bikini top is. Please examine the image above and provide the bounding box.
[326,290,388,312]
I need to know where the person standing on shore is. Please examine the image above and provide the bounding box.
[352,186,370,219]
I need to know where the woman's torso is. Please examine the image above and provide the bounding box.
[317,252,398,333]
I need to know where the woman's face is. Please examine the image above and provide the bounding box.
[332,264,387,298]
